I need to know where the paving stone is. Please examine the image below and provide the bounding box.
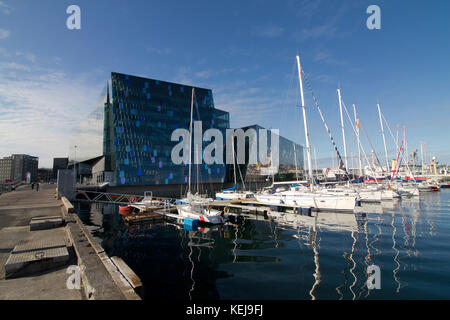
[30,216,63,231]
[12,239,67,254]
[5,246,69,279]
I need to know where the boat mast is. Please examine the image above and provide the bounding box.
[404,126,408,168]
[421,141,424,175]
[396,125,399,156]
[296,55,314,187]
[188,88,194,195]
[377,103,390,176]
[353,104,363,178]
[313,145,318,180]
[232,136,237,188]
[337,89,348,170]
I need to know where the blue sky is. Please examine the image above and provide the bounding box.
[0,0,449,168]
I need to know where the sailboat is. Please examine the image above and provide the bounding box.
[176,88,227,224]
[255,55,357,212]
[215,136,255,201]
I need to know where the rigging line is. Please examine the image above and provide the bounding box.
[284,59,299,116]
[359,119,385,172]
[301,69,350,179]
[341,101,381,181]
[381,112,398,151]
[232,136,247,191]
[347,126,355,166]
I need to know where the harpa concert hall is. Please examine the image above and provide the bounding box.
[69,72,303,193]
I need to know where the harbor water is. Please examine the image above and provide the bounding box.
[74,189,450,300]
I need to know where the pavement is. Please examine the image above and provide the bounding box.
[0,184,85,300]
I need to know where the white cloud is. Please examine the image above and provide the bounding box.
[251,23,284,38]
[146,46,171,55]
[313,51,331,62]
[291,2,349,43]
[195,69,213,79]
[313,51,347,66]
[0,47,10,57]
[0,59,105,167]
[0,62,30,71]
[0,1,11,15]
[16,51,36,63]
[0,29,10,39]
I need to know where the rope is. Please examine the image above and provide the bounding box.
[301,69,350,180]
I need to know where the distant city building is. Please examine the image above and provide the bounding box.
[70,72,229,186]
[0,156,14,183]
[52,157,68,180]
[12,154,39,182]
[38,168,52,183]
[0,154,38,183]
[233,125,304,184]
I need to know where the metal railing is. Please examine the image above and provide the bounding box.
[0,179,23,193]
[75,190,179,206]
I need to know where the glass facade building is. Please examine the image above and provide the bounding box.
[68,72,304,187]
[103,72,230,186]
[235,125,304,183]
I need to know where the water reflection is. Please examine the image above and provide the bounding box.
[72,190,450,300]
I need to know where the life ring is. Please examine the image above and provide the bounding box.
[129,196,137,203]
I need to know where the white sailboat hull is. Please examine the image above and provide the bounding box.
[176,204,225,225]
[320,187,381,203]
[215,191,255,201]
[381,189,401,200]
[255,191,356,212]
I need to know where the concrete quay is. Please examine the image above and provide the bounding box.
[0,184,141,300]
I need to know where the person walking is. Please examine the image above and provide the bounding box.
[31,183,34,190]
[36,183,39,192]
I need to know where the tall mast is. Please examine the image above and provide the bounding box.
[188,88,194,195]
[337,89,348,170]
[296,55,314,187]
[404,126,408,168]
[377,103,390,176]
[421,142,424,175]
[353,104,363,177]
[313,145,318,180]
[232,136,237,187]
[396,125,399,156]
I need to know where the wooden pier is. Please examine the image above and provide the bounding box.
[121,198,314,227]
